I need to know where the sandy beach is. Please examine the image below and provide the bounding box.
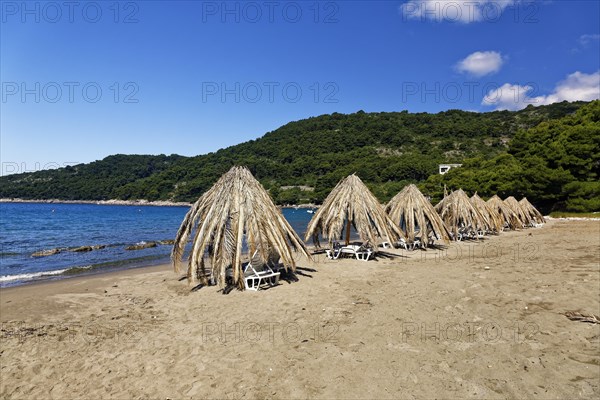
[1,219,598,399]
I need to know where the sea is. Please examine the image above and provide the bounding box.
[0,203,315,287]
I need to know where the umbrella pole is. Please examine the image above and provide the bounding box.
[345,217,351,245]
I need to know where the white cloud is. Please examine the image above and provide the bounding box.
[456,51,504,77]
[399,0,517,23]
[482,71,600,111]
[482,83,533,111]
[539,71,600,104]
[579,34,600,46]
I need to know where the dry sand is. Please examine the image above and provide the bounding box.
[1,219,599,399]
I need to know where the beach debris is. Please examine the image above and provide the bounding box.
[1,323,47,339]
[484,266,490,270]
[562,311,600,324]
[31,248,61,257]
[125,242,157,251]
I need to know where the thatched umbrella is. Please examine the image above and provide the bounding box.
[519,197,545,225]
[171,166,311,290]
[435,189,487,239]
[470,193,504,233]
[385,184,450,246]
[487,195,522,230]
[305,174,403,248]
[504,196,529,228]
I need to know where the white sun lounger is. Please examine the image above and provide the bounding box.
[395,238,421,251]
[325,248,342,259]
[340,245,372,261]
[395,238,409,250]
[243,250,280,291]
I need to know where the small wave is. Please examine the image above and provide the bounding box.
[0,253,170,287]
[0,269,70,282]
[0,266,93,282]
[62,265,94,275]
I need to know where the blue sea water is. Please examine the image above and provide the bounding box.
[0,203,314,287]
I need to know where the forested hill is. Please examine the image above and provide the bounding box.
[0,101,594,211]
[425,100,599,213]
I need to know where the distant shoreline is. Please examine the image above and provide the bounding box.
[0,198,319,209]
[0,198,193,207]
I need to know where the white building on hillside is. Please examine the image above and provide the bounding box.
[439,164,462,175]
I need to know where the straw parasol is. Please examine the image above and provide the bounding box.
[171,166,311,290]
[519,197,545,225]
[487,195,523,230]
[435,189,487,239]
[305,174,404,248]
[470,193,504,233]
[504,196,529,227]
[385,184,450,246]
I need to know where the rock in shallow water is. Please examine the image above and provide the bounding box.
[70,246,93,252]
[125,242,157,251]
[70,245,107,252]
[31,248,61,257]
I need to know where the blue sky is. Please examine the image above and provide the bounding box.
[1,0,599,175]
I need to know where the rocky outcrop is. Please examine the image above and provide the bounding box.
[125,242,157,251]
[69,245,106,252]
[32,244,108,256]
[31,248,61,257]
[158,239,175,245]
[70,246,93,252]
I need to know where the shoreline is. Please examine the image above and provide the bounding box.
[0,198,192,207]
[1,202,317,289]
[0,198,320,209]
[5,199,598,216]
[1,242,320,289]
[545,216,600,221]
[0,255,174,289]
[0,263,170,299]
